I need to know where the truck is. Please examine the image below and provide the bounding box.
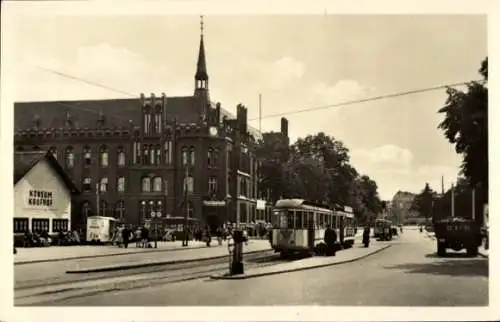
[434,217,481,257]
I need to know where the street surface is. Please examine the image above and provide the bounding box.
[36,228,487,306]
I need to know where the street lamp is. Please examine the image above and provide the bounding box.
[141,201,146,223]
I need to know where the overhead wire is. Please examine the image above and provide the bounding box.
[27,63,484,126]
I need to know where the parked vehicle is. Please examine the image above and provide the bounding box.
[434,217,481,257]
[374,219,392,241]
[86,216,119,244]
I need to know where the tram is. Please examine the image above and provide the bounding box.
[270,199,356,257]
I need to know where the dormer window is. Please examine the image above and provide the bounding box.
[97,111,105,127]
[65,111,73,127]
[33,115,41,129]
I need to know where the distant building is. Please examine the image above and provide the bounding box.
[391,191,416,224]
[14,151,79,235]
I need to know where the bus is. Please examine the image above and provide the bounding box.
[374,218,392,240]
[270,199,356,257]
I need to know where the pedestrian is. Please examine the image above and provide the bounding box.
[216,227,223,246]
[324,226,337,256]
[204,225,211,247]
[142,226,150,248]
[363,225,370,248]
[122,225,130,249]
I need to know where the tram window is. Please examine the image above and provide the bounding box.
[326,214,331,228]
[286,210,295,228]
[272,211,281,227]
[319,213,324,228]
[295,211,303,228]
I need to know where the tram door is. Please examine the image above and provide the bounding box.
[339,215,345,244]
[307,212,315,249]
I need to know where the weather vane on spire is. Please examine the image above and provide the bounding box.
[200,15,204,37]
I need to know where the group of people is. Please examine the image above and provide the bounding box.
[111,224,155,249]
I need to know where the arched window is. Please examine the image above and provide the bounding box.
[99,177,108,192]
[117,147,126,167]
[115,200,126,220]
[183,176,194,193]
[83,146,92,166]
[181,148,188,165]
[189,147,196,165]
[149,146,155,165]
[83,177,92,192]
[49,146,57,160]
[117,177,126,192]
[143,145,149,165]
[141,177,151,192]
[153,177,162,192]
[144,106,151,134]
[133,142,141,164]
[155,145,161,165]
[208,148,213,166]
[99,200,108,217]
[65,147,74,168]
[164,141,172,164]
[208,177,218,195]
[100,146,108,167]
[155,108,162,133]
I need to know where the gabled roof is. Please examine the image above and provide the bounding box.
[14,151,80,194]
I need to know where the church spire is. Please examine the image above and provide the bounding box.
[195,15,209,96]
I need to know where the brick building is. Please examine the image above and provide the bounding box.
[14,21,288,231]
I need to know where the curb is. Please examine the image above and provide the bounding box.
[210,244,392,280]
[15,240,269,265]
[14,244,211,266]
[65,248,272,274]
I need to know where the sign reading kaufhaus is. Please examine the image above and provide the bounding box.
[26,189,56,208]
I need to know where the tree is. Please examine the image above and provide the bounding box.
[256,131,384,225]
[255,132,291,202]
[410,183,437,219]
[438,57,488,202]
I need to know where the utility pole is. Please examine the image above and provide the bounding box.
[182,164,190,247]
[258,93,262,132]
[451,183,455,218]
[96,183,100,216]
[472,186,476,221]
[230,105,245,275]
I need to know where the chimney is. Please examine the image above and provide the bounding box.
[280,117,288,137]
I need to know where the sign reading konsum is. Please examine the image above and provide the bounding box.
[26,189,56,208]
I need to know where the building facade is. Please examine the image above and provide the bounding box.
[14,21,287,231]
[14,151,79,234]
[391,191,417,224]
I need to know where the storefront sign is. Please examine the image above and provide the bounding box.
[26,189,56,208]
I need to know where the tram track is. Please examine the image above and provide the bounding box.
[15,251,285,305]
[15,250,276,290]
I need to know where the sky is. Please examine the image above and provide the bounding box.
[7,13,487,200]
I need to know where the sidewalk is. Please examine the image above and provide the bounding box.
[66,239,272,273]
[15,240,234,265]
[211,242,391,280]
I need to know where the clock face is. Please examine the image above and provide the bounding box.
[209,126,218,136]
